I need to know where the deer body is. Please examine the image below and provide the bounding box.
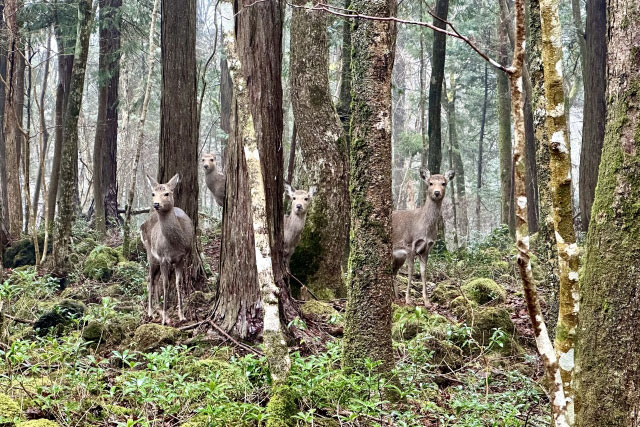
[140,174,194,325]
[202,154,226,207]
[392,169,454,304]
[283,184,316,271]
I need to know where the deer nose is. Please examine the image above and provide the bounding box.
[296,204,302,210]
[203,164,209,169]
[153,203,160,210]
[434,191,441,197]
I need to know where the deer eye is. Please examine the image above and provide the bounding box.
[152,193,155,196]
[304,198,308,201]
[164,193,169,196]
[429,183,433,186]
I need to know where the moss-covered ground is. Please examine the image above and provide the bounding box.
[0,225,552,426]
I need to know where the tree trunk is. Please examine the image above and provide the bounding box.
[336,0,351,135]
[0,0,8,238]
[343,0,397,380]
[53,0,95,272]
[475,64,488,233]
[497,17,514,236]
[4,0,25,239]
[418,0,426,204]
[578,0,605,230]
[392,36,406,208]
[426,0,449,176]
[290,0,349,299]
[33,32,51,222]
[574,3,640,424]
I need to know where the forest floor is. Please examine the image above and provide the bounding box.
[0,223,553,426]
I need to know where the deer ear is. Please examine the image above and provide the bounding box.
[284,183,295,199]
[445,169,455,181]
[419,168,431,182]
[308,186,317,197]
[167,174,180,190]
[146,173,158,189]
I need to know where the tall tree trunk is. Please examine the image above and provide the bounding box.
[33,32,51,221]
[0,0,8,238]
[53,0,95,272]
[575,2,640,424]
[426,0,449,176]
[343,0,397,380]
[418,0,426,204]
[475,64,488,233]
[290,0,349,299]
[392,36,406,208]
[336,0,351,135]
[497,17,514,236]
[539,0,580,420]
[578,0,605,230]
[4,0,25,239]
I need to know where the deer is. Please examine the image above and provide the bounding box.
[392,168,455,305]
[201,153,226,207]
[140,173,194,325]
[283,183,316,272]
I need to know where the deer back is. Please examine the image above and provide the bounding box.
[392,198,443,252]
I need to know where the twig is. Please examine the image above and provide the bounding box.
[2,313,36,325]
[207,320,263,356]
[288,273,321,301]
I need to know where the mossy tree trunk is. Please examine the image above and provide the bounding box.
[539,0,580,420]
[289,0,349,299]
[336,0,351,136]
[53,0,95,272]
[475,63,488,233]
[343,0,397,378]
[497,15,514,236]
[574,3,640,424]
[0,0,8,241]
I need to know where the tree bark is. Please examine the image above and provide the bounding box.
[33,32,51,222]
[392,36,406,208]
[578,0,605,230]
[426,0,449,176]
[418,0,426,204]
[574,3,640,424]
[53,0,95,272]
[497,16,514,236]
[4,0,25,239]
[336,0,351,135]
[290,0,349,299]
[0,0,8,238]
[343,0,397,380]
[475,64,488,233]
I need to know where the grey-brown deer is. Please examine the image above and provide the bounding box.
[283,184,316,272]
[392,168,455,305]
[140,173,194,325]
[201,153,226,207]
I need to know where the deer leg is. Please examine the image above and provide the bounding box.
[420,253,430,306]
[175,263,186,322]
[405,253,414,304]
[148,263,159,317]
[160,263,170,325]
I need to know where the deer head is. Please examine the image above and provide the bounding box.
[420,168,455,202]
[201,153,217,173]
[285,184,316,216]
[146,173,180,213]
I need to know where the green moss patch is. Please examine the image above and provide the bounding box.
[33,300,86,337]
[0,392,21,424]
[461,278,506,305]
[83,246,124,281]
[266,385,297,427]
[468,307,519,355]
[3,235,51,269]
[432,280,459,304]
[132,323,182,352]
[16,420,61,427]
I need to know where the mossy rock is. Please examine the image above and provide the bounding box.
[83,246,124,281]
[59,284,101,304]
[432,280,460,304]
[33,300,86,337]
[132,323,182,352]
[490,260,511,275]
[461,278,506,305]
[300,300,341,326]
[16,421,60,427]
[266,385,297,427]
[180,414,211,427]
[412,332,464,372]
[75,237,98,256]
[112,262,147,296]
[392,305,451,341]
[184,358,250,399]
[449,296,479,318]
[82,316,138,348]
[0,392,21,424]
[3,235,51,269]
[469,307,519,355]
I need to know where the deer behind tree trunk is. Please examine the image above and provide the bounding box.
[140,173,194,325]
[392,168,454,305]
[201,153,225,207]
[283,184,316,271]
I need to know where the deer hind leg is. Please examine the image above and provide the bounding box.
[159,262,171,325]
[175,262,186,322]
[148,263,160,317]
[419,254,429,306]
[405,253,415,304]
[392,249,408,299]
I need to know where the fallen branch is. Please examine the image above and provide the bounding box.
[2,313,36,325]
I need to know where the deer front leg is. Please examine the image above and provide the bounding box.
[159,263,170,325]
[419,253,429,306]
[405,253,415,304]
[175,263,186,322]
[148,263,160,318]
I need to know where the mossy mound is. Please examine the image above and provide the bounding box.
[392,305,452,341]
[432,280,460,304]
[0,392,21,423]
[266,385,297,427]
[82,316,138,348]
[112,262,147,296]
[300,300,341,325]
[185,358,250,399]
[468,307,518,355]
[3,235,51,269]
[185,291,216,319]
[33,300,86,337]
[461,278,506,305]
[75,237,98,255]
[490,260,511,275]
[412,333,464,372]
[132,324,182,352]
[83,246,124,281]
[17,420,61,427]
[180,414,211,427]
[450,296,479,318]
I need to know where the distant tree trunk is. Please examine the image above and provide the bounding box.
[33,33,52,221]
[53,0,94,271]
[418,0,427,204]
[475,64,488,233]
[443,77,468,244]
[290,1,349,298]
[426,0,449,176]
[578,0,605,230]
[497,17,514,236]
[392,36,406,208]
[4,0,25,239]
[336,0,351,135]
[219,43,232,157]
[343,0,397,379]
[575,2,640,423]
[0,0,8,238]
[569,0,586,81]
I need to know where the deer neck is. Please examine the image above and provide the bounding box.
[157,208,183,244]
[419,197,442,226]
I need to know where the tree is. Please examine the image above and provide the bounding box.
[574,3,640,424]
[497,16,514,236]
[93,0,122,236]
[336,0,351,134]
[290,0,349,298]
[32,32,51,223]
[578,0,605,229]
[53,0,95,271]
[343,0,397,378]
[0,0,8,240]
[4,0,25,239]
[475,63,488,232]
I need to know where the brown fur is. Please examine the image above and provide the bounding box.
[140,173,194,325]
[392,168,455,304]
[283,184,316,271]
[201,153,226,207]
